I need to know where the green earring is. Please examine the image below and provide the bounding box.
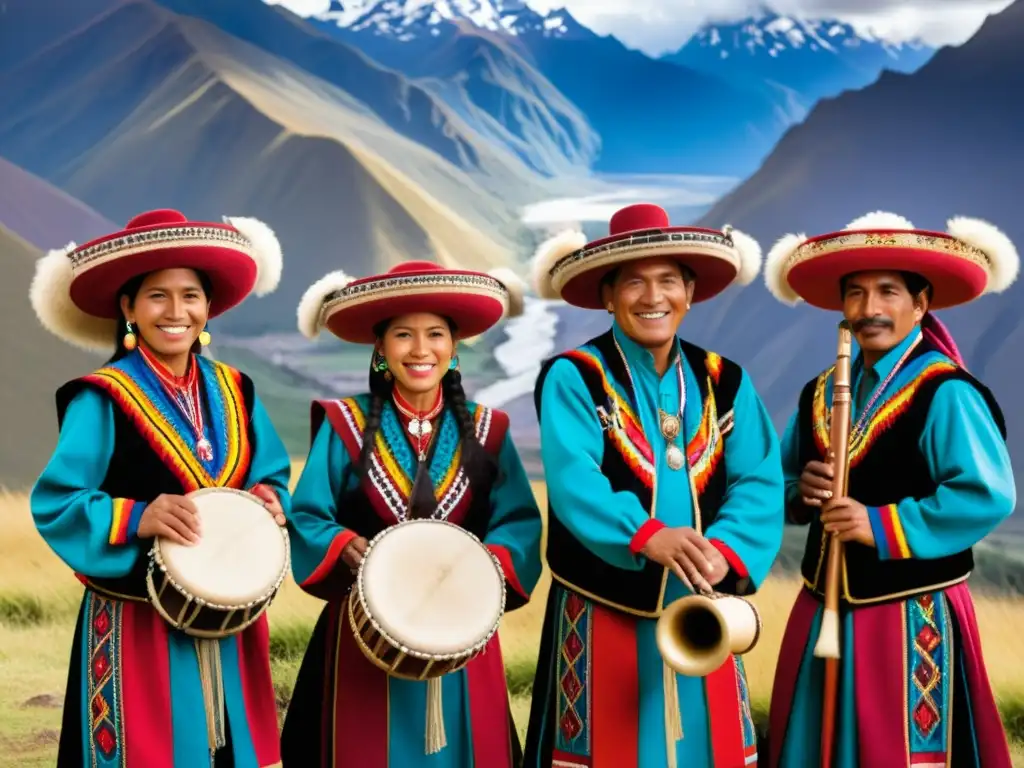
[449,356,459,371]
[372,348,388,372]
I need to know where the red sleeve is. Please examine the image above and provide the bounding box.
[629,519,666,555]
[486,544,527,599]
[709,538,749,578]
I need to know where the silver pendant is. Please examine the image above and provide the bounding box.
[666,443,685,471]
[197,437,214,462]
[659,411,681,440]
[408,418,432,437]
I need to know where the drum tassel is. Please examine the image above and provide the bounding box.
[196,638,227,755]
[663,660,683,768]
[425,676,447,754]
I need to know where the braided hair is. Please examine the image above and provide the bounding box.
[357,317,498,517]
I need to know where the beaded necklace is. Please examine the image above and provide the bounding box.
[139,345,214,462]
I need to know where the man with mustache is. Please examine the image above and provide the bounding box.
[523,203,784,767]
[765,211,1018,767]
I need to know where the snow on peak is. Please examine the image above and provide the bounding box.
[323,0,580,39]
[692,13,906,57]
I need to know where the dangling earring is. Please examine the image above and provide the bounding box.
[449,355,460,371]
[198,326,211,346]
[371,346,391,380]
[123,321,137,351]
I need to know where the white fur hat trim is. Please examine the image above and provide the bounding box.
[946,216,1020,294]
[764,232,807,305]
[530,230,587,300]
[223,216,283,296]
[722,225,762,286]
[29,243,115,352]
[297,270,356,340]
[844,211,915,231]
[487,266,526,319]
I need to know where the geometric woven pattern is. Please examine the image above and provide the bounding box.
[906,592,951,761]
[86,594,125,767]
[555,589,592,756]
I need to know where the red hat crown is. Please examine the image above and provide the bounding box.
[385,260,444,276]
[124,209,189,230]
[609,203,670,236]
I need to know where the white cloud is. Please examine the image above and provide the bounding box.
[265,0,331,16]
[527,0,1014,56]
[266,0,1014,56]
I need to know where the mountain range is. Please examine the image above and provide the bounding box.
[662,11,932,110]
[0,0,593,337]
[314,1,933,176]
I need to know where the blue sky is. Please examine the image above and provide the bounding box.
[267,0,1013,54]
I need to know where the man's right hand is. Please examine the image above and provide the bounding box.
[640,527,720,594]
[137,494,201,546]
[341,536,370,572]
[798,460,834,507]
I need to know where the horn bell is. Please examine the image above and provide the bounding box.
[655,593,762,677]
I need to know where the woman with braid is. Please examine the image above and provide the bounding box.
[280,261,543,768]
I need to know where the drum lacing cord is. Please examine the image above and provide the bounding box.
[196,638,227,755]
[425,677,447,754]
[663,661,684,767]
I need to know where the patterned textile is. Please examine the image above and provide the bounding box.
[555,590,592,758]
[87,593,125,767]
[82,354,251,492]
[907,593,952,765]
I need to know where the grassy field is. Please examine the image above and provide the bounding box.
[2,480,1023,766]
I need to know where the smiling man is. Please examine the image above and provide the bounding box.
[764,211,1018,767]
[523,203,784,767]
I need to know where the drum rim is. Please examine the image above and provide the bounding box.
[352,518,507,661]
[147,486,291,614]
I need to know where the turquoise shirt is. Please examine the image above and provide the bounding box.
[539,320,785,590]
[30,387,292,578]
[779,326,1016,560]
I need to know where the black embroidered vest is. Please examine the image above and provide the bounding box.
[794,339,1006,605]
[534,330,744,617]
[309,397,513,603]
[54,363,257,601]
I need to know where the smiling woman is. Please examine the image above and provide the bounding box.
[282,259,546,768]
[26,208,292,768]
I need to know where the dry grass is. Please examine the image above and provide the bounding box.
[2,481,1023,765]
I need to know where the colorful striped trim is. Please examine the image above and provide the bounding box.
[563,349,654,489]
[706,350,723,385]
[686,388,724,496]
[813,358,957,467]
[328,397,498,525]
[906,593,951,760]
[84,361,251,492]
[868,504,912,560]
[108,499,135,545]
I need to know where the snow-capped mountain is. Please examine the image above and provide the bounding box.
[321,0,591,41]
[313,1,792,176]
[663,12,934,105]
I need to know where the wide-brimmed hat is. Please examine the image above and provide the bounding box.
[297,260,525,344]
[530,202,762,309]
[765,211,1020,310]
[30,209,283,351]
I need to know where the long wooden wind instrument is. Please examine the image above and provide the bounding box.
[813,319,853,767]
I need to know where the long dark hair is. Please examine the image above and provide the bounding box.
[106,269,214,365]
[357,316,498,517]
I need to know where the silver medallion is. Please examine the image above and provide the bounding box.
[666,443,685,471]
[659,411,681,440]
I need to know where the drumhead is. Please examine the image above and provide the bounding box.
[360,520,504,656]
[157,488,288,606]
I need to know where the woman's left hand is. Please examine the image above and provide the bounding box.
[250,484,286,526]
